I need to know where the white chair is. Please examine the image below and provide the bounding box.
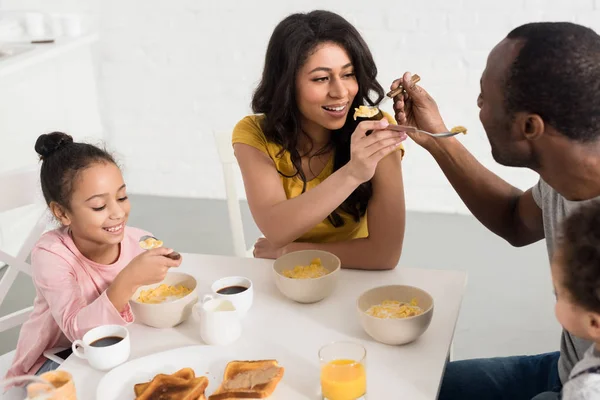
[0,166,50,377]
[213,130,256,258]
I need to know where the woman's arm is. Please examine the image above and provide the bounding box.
[234,120,405,248]
[285,150,405,270]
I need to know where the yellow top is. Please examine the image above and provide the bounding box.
[231,112,403,244]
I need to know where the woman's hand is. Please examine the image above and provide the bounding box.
[253,237,286,259]
[345,119,407,183]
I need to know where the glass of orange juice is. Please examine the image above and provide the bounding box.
[0,375,56,399]
[319,341,367,400]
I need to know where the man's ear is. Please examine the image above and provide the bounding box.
[515,112,545,141]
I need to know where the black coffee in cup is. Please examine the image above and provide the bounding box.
[217,285,248,295]
[90,336,123,347]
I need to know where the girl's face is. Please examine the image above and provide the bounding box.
[551,250,595,341]
[295,42,359,134]
[54,162,130,248]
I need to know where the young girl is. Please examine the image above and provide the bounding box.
[533,202,600,399]
[233,10,407,270]
[6,132,182,378]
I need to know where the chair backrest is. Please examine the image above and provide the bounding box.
[213,130,248,258]
[0,166,48,333]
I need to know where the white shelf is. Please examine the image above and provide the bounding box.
[0,32,98,78]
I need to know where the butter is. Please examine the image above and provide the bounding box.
[223,366,281,390]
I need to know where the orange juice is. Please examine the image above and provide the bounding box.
[320,359,366,400]
[29,371,76,400]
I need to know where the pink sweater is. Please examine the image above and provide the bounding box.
[6,225,149,378]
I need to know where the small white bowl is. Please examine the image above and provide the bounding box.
[273,250,340,303]
[357,285,434,345]
[130,272,198,328]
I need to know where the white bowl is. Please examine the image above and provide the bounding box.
[130,272,198,328]
[273,250,340,303]
[357,285,434,345]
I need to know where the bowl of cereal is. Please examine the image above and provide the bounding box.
[357,285,434,345]
[273,250,341,303]
[129,271,198,328]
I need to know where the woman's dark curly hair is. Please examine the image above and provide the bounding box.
[251,10,385,227]
[560,202,600,313]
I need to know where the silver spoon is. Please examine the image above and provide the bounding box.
[386,124,466,138]
[139,235,181,260]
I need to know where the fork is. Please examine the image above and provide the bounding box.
[386,124,462,138]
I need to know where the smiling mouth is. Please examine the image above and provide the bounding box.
[322,104,347,112]
[103,223,124,233]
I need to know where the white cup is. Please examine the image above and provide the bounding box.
[71,325,130,371]
[193,296,241,346]
[61,14,82,37]
[210,276,253,317]
[49,13,64,37]
[25,13,45,38]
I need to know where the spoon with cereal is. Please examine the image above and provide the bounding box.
[385,124,468,138]
[139,235,181,260]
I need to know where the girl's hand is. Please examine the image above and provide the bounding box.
[108,248,182,312]
[122,247,182,288]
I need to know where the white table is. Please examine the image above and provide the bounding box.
[59,253,467,400]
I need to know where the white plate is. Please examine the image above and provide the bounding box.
[95,345,301,399]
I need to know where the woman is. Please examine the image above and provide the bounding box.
[232,10,406,270]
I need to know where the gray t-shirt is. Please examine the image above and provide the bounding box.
[562,345,600,399]
[532,178,600,383]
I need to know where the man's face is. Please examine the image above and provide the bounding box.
[478,38,538,168]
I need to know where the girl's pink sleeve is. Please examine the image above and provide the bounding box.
[31,247,133,341]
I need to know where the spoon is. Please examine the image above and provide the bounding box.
[386,124,467,138]
[139,235,181,260]
[385,74,421,100]
[354,74,421,125]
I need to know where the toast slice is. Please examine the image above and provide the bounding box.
[208,360,284,400]
[135,368,196,396]
[135,373,209,400]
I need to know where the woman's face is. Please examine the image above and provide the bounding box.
[295,42,359,133]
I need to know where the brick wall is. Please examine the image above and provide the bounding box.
[96,0,600,213]
[5,0,600,214]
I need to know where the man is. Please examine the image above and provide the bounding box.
[391,22,600,400]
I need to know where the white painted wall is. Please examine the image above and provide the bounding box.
[0,0,102,172]
[4,0,600,214]
[90,0,599,215]
[0,2,102,260]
